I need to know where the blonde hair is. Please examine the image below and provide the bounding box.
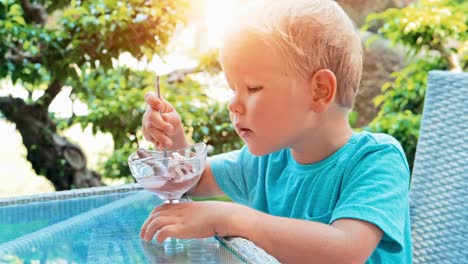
[223,0,362,109]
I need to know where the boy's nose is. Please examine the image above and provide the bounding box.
[227,94,245,115]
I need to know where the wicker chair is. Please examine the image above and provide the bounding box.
[410,71,468,263]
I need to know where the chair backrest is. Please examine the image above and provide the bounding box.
[410,70,468,263]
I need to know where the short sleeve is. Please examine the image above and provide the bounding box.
[210,146,258,205]
[330,144,410,251]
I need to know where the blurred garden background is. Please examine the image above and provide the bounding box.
[0,0,466,198]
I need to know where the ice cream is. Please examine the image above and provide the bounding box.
[135,148,199,198]
[136,148,194,180]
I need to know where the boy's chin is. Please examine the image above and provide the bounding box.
[246,144,276,156]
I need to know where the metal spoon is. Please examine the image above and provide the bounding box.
[156,75,168,163]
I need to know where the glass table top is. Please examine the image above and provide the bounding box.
[0,190,246,263]
[0,190,140,243]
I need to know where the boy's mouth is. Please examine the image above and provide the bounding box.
[235,125,253,137]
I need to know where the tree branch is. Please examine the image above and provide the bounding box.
[166,68,203,83]
[4,46,42,64]
[440,49,462,72]
[39,80,63,108]
[0,96,21,121]
[19,0,47,25]
[0,97,12,118]
[434,44,462,72]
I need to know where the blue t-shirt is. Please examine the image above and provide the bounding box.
[210,131,412,263]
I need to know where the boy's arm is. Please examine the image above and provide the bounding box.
[186,159,225,197]
[219,203,383,264]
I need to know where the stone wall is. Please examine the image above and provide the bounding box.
[337,0,415,27]
[335,0,415,126]
[355,32,406,126]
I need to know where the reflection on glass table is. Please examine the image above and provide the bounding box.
[0,185,279,263]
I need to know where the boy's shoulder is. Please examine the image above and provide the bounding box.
[353,131,404,151]
[349,131,409,170]
[353,131,400,146]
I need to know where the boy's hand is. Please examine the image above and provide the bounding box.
[142,92,189,150]
[139,201,250,243]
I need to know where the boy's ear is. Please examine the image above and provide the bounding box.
[308,69,337,112]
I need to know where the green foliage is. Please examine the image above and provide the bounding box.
[363,0,466,169]
[366,0,467,57]
[71,65,152,148]
[183,102,244,155]
[373,57,448,115]
[0,0,52,86]
[366,112,421,168]
[59,0,185,67]
[0,0,188,84]
[103,141,138,180]
[195,49,222,74]
[348,110,359,128]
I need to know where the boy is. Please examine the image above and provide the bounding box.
[140,0,412,263]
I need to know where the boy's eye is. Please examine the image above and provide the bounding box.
[247,86,263,92]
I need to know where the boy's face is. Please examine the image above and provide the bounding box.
[220,33,315,156]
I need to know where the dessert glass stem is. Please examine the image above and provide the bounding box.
[165,199,180,204]
[163,198,183,254]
